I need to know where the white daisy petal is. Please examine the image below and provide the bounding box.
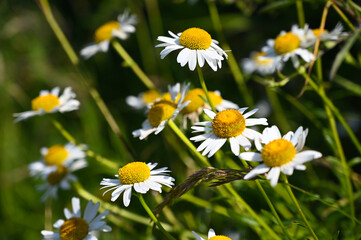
[267,167,281,187]
[239,152,263,162]
[244,164,270,180]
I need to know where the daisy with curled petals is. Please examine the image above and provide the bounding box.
[239,125,322,187]
[132,82,190,140]
[13,87,80,123]
[41,197,112,240]
[80,10,137,59]
[156,27,228,71]
[190,108,268,157]
[192,228,232,240]
[181,88,238,127]
[100,162,174,207]
[29,142,86,178]
[242,51,281,75]
[37,157,88,201]
[262,29,314,69]
[126,89,161,110]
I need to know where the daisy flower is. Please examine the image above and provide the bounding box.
[181,88,238,126]
[190,108,268,157]
[132,82,190,140]
[37,158,88,201]
[41,197,112,240]
[100,162,174,207]
[310,22,345,44]
[241,51,280,75]
[192,228,232,240]
[262,29,314,69]
[29,142,86,178]
[80,10,137,59]
[126,89,161,110]
[239,125,322,187]
[13,87,80,123]
[156,27,228,71]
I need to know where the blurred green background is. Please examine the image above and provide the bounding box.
[1,0,361,239]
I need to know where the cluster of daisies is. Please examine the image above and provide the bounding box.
[13,7,327,240]
[241,23,345,75]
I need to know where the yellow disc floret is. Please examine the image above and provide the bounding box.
[274,32,301,55]
[59,217,89,240]
[179,27,212,50]
[312,28,327,38]
[94,21,121,43]
[118,162,151,184]
[44,144,69,166]
[31,94,60,112]
[253,52,274,65]
[212,109,245,138]
[208,91,223,106]
[142,90,160,104]
[47,165,68,185]
[182,88,205,114]
[261,139,296,167]
[147,100,177,127]
[209,236,232,240]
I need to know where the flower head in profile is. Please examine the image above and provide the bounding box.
[126,89,161,110]
[36,157,87,201]
[242,51,281,75]
[239,125,322,187]
[80,10,137,59]
[132,82,190,140]
[29,143,86,178]
[13,87,80,123]
[181,88,238,127]
[100,162,174,207]
[192,228,232,240]
[156,27,228,71]
[190,108,268,157]
[262,29,314,69]
[41,197,112,240]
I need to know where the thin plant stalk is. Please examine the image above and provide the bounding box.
[137,194,177,240]
[283,176,319,240]
[37,0,136,160]
[296,0,306,28]
[111,40,156,90]
[51,118,120,169]
[206,0,253,107]
[197,66,216,112]
[44,198,52,230]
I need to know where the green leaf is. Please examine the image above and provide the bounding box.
[329,27,361,80]
[259,0,297,14]
[333,75,361,97]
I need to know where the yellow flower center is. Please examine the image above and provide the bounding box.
[94,21,121,43]
[212,109,245,138]
[208,91,223,106]
[312,28,327,38]
[44,145,69,166]
[209,236,232,240]
[182,88,205,114]
[179,27,212,50]
[147,100,177,127]
[59,217,89,240]
[118,162,151,184]
[31,94,60,112]
[253,52,274,65]
[274,32,300,55]
[47,165,68,185]
[161,92,180,103]
[261,139,296,167]
[142,90,160,104]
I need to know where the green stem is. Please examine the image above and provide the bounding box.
[296,0,306,27]
[51,118,120,169]
[137,194,177,240]
[283,176,318,240]
[167,120,210,168]
[206,0,254,107]
[225,184,281,240]
[197,66,216,112]
[44,198,52,230]
[111,40,156,90]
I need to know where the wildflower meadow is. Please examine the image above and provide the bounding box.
[2,0,361,239]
